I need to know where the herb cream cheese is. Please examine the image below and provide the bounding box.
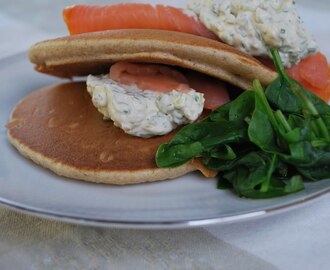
[87,75,204,138]
[188,0,318,67]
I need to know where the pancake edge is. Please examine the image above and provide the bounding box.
[7,129,196,185]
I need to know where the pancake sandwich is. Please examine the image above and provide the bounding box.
[7,29,277,184]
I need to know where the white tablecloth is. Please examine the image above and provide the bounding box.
[1,1,330,269]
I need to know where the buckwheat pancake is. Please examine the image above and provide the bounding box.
[28,29,277,89]
[9,29,277,184]
[7,82,196,184]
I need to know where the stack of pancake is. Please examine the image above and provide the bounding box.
[7,29,277,184]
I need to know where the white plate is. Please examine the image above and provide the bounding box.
[1,2,330,229]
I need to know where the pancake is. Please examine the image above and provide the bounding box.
[9,29,277,184]
[7,82,195,184]
[28,29,277,90]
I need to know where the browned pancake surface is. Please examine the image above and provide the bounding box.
[7,82,195,184]
[28,29,277,90]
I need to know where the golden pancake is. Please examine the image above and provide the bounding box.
[7,82,195,184]
[28,29,277,90]
[10,29,277,184]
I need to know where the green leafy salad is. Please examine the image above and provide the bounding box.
[156,49,330,199]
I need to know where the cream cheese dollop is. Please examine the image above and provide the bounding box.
[188,0,318,67]
[86,75,204,138]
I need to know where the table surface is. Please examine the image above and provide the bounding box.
[1,1,330,269]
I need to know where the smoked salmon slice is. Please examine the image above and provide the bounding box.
[287,52,330,102]
[184,71,230,110]
[299,52,328,89]
[109,62,229,110]
[63,3,217,39]
[109,62,191,93]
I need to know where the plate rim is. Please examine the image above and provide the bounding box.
[0,181,329,229]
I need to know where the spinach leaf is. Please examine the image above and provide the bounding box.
[248,80,280,152]
[218,152,304,198]
[267,49,330,142]
[156,91,254,168]
[266,49,330,116]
